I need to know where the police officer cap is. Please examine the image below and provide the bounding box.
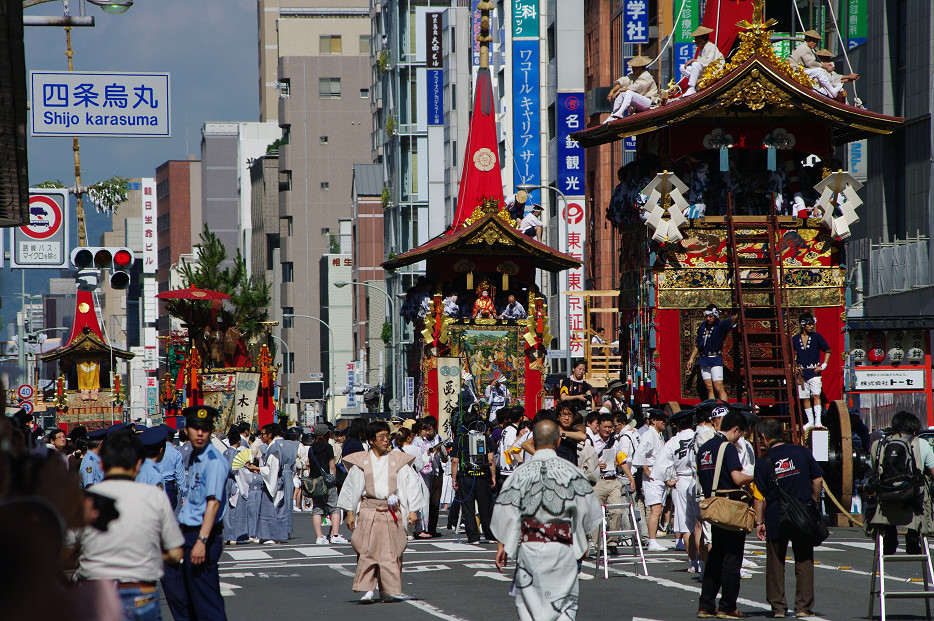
[139,426,169,448]
[645,408,668,421]
[728,402,760,425]
[696,398,727,412]
[182,405,220,430]
[133,423,148,433]
[105,422,130,435]
[87,427,109,439]
[670,409,696,427]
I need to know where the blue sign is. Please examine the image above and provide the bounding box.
[625,136,637,152]
[31,71,171,137]
[427,69,443,125]
[624,0,649,44]
[556,92,585,197]
[512,39,540,205]
[674,43,695,72]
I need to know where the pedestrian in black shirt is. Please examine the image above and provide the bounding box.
[696,412,753,619]
[753,419,824,619]
[451,427,497,543]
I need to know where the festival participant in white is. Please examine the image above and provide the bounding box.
[492,417,601,621]
[337,421,426,603]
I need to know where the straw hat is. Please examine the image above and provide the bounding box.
[802,29,821,41]
[628,55,652,68]
[815,48,835,60]
[691,26,713,37]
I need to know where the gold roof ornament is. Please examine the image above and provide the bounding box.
[698,0,811,92]
[463,196,516,228]
[641,171,690,243]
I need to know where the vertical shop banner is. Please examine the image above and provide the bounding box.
[426,12,444,125]
[512,0,539,37]
[141,178,157,273]
[624,0,649,44]
[232,373,260,429]
[346,362,356,408]
[847,0,866,48]
[472,0,482,67]
[562,200,586,356]
[512,39,540,204]
[556,93,585,196]
[673,0,698,71]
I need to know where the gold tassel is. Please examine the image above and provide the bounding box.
[467,271,473,290]
[502,273,508,291]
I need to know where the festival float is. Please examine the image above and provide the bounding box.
[382,0,580,435]
[571,0,904,521]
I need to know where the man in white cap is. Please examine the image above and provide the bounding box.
[484,375,511,423]
[681,26,724,96]
[813,48,859,102]
[788,30,840,98]
[605,55,658,122]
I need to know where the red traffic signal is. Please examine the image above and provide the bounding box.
[69,247,135,289]
[113,249,133,268]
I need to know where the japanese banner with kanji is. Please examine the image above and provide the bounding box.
[141,178,157,273]
[232,373,260,430]
[560,200,586,357]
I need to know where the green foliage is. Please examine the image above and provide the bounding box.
[35,180,67,189]
[87,176,130,214]
[377,50,390,74]
[381,321,392,345]
[329,234,341,254]
[381,186,391,209]
[165,226,271,341]
[266,137,286,154]
[385,115,396,137]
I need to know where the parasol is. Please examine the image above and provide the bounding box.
[155,286,231,301]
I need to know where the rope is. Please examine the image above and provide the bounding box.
[823,484,864,527]
[822,0,861,102]
[646,0,689,69]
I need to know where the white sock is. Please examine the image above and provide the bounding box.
[813,404,823,426]
[804,407,815,427]
[361,590,375,601]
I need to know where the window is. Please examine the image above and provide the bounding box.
[280,216,292,237]
[318,78,341,99]
[282,307,294,328]
[359,35,370,55]
[282,262,294,283]
[320,182,330,190]
[319,35,342,55]
[279,170,292,192]
[287,352,295,374]
[360,88,369,99]
[320,135,329,144]
[451,83,456,111]
[278,79,290,99]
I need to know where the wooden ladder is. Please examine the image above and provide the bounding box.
[726,206,802,443]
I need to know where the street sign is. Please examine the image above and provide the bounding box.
[389,398,401,412]
[308,373,324,380]
[19,401,34,415]
[31,71,171,137]
[17,384,34,400]
[11,189,70,269]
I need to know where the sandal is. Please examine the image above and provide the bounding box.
[417,532,434,539]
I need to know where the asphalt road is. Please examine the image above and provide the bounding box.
[161,511,934,621]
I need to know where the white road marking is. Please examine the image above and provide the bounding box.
[294,546,343,557]
[431,542,484,551]
[835,541,876,550]
[218,581,242,597]
[225,550,272,560]
[328,564,356,577]
[473,570,512,582]
[402,597,473,621]
[405,564,451,573]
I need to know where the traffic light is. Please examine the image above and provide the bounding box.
[70,246,135,289]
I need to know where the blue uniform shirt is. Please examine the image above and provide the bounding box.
[157,442,184,483]
[136,458,165,489]
[80,451,104,488]
[753,443,824,540]
[696,434,743,498]
[792,332,830,380]
[177,444,228,527]
[696,319,734,367]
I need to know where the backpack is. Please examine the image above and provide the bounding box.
[874,436,926,505]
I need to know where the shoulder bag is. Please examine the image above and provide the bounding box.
[300,445,333,499]
[699,442,756,533]
[771,462,828,546]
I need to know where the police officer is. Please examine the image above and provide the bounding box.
[157,424,186,511]
[80,428,107,488]
[137,426,168,489]
[162,405,229,621]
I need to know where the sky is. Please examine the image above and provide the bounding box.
[2,0,259,338]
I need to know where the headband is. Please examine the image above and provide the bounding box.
[704,308,720,318]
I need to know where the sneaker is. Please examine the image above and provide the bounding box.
[330,534,350,544]
[248,537,260,544]
[740,568,753,579]
[655,530,668,538]
[716,611,746,619]
[315,536,330,545]
[360,590,376,604]
[795,612,815,618]
[262,540,278,545]
[741,557,757,568]
[687,564,699,573]
[646,540,668,552]
[697,609,717,618]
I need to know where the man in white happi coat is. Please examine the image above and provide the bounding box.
[605,56,658,122]
[492,418,601,621]
[655,410,703,572]
[681,26,724,96]
[813,48,859,102]
[788,30,841,99]
[632,409,670,551]
[338,420,425,603]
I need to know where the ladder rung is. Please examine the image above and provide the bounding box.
[604,530,638,536]
[882,591,934,599]
[882,554,931,562]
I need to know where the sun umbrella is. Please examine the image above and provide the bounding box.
[155,286,231,301]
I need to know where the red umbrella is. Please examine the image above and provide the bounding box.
[155,286,231,301]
